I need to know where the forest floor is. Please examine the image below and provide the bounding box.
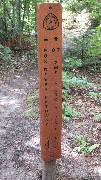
[0,62,101,180]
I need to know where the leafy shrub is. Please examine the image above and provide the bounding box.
[63,25,101,70]
[62,71,95,93]
[88,91,101,99]
[24,108,37,118]
[25,90,39,106]
[24,89,39,118]
[74,135,100,155]
[0,44,11,60]
[93,113,101,121]
[86,26,101,61]
[62,102,83,122]
[62,89,69,101]
[63,57,83,70]
[88,91,101,105]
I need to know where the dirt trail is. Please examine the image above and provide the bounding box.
[0,66,42,180]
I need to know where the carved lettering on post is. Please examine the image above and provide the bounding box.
[37,3,62,161]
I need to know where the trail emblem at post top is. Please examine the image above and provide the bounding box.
[43,13,59,30]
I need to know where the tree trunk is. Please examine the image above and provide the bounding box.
[12,0,16,36]
[15,0,22,46]
[27,2,30,36]
[34,0,38,43]
[3,0,8,40]
[22,0,27,34]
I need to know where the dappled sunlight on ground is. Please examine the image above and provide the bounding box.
[94,166,101,176]
[0,96,19,106]
[25,136,40,150]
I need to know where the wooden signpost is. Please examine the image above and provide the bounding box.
[37,3,62,179]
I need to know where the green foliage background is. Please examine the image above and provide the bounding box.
[0,0,101,69]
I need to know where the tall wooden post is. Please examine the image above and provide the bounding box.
[37,3,62,179]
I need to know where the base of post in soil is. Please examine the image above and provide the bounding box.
[42,160,56,180]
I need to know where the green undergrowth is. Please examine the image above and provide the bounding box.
[63,58,83,70]
[62,71,97,92]
[25,89,39,106]
[24,89,39,118]
[88,91,101,99]
[0,44,11,60]
[63,25,101,72]
[93,113,101,122]
[24,109,37,118]
[88,91,101,105]
[62,70,98,104]
[62,102,84,122]
[73,135,100,155]
[62,69,100,122]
